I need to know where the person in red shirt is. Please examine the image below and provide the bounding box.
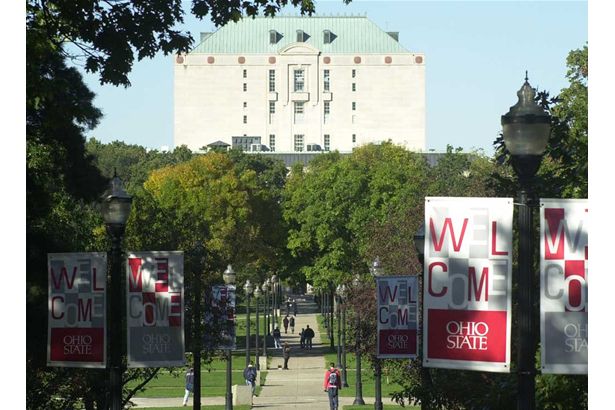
[323,362,342,410]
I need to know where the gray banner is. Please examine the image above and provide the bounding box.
[129,327,184,366]
[544,311,588,366]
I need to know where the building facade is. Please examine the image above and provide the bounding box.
[174,16,425,153]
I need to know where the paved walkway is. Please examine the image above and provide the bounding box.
[131,295,377,409]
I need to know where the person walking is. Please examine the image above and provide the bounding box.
[182,367,194,406]
[293,299,298,316]
[273,326,282,348]
[324,362,342,410]
[282,342,291,369]
[283,315,290,333]
[299,328,305,348]
[289,316,295,334]
[303,324,315,350]
[243,362,257,401]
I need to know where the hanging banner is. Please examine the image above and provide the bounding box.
[126,251,184,367]
[204,285,236,350]
[376,275,418,358]
[423,197,513,372]
[47,253,107,368]
[540,199,588,374]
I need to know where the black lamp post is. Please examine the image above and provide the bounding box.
[223,265,237,410]
[352,275,365,405]
[501,74,551,410]
[244,279,254,368]
[414,224,433,410]
[101,172,132,410]
[370,257,384,410]
[261,280,269,368]
[335,286,342,369]
[254,284,261,371]
[271,275,278,330]
[338,284,349,387]
[191,242,204,410]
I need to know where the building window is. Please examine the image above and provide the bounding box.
[243,69,247,78]
[294,69,305,92]
[269,70,276,92]
[243,101,247,108]
[294,134,304,152]
[323,30,332,44]
[323,69,330,91]
[294,101,305,123]
[269,134,276,152]
[352,102,356,111]
[352,83,356,92]
[297,30,305,42]
[243,83,247,92]
[352,69,356,78]
[352,134,356,143]
[243,115,247,124]
[269,30,278,44]
[269,101,276,114]
[324,101,330,123]
[232,136,261,152]
[324,134,330,151]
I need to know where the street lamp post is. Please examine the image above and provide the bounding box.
[254,285,261,371]
[370,257,384,410]
[101,172,132,410]
[414,224,433,410]
[261,281,269,368]
[191,242,204,410]
[329,287,335,349]
[352,275,365,405]
[244,280,254,368]
[271,275,278,331]
[336,289,342,369]
[501,74,551,410]
[223,265,237,410]
[338,284,349,387]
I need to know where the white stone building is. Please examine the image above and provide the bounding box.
[174,16,425,153]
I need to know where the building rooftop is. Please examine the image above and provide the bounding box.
[191,15,411,54]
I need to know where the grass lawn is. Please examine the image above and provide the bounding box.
[140,407,251,410]
[343,406,419,410]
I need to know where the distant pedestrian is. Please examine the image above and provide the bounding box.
[293,300,298,316]
[324,362,342,410]
[243,362,257,399]
[283,342,291,369]
[283,315,289,333]
[182,367,194,406]
[304,324,315,350]
[289,316,295,333]
[286,298,291,315]
[300,328,305,348]
[273,327,282,348]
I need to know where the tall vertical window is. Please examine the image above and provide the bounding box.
[323,30,332,44]
[294,69,305,92]
[269,70,276,92]
[243,83,247,92]
[269,101,275,114]
[296,30,305,42]
[324,134,330,151]
[323,69,330,91]
[243,115,247,124]
[352,69,356,78]
[324,101,330,123]
[294,101,305,123]
[243,69,247,78]
[352,83,356,92]
[352,134,356,143]
[269,134,276,152]
[352,102,356,111]
[294,134,304,152]
[269,30,277,44]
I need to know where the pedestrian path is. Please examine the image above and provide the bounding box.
[131,294,378,409]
